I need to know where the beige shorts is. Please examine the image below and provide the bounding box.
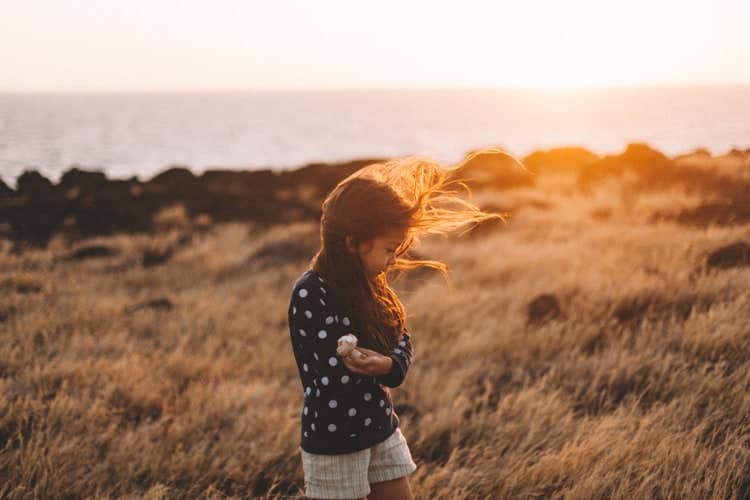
[299,427,418,499]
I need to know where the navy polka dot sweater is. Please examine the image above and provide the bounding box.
[288,269,414,454]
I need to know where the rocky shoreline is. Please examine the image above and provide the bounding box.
[1,143,748,249]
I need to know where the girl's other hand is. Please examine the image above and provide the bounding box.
[340,347,393,376]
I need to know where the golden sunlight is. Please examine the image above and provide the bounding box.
[455,0,709,90]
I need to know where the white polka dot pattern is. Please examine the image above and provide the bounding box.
[289,270,407,454]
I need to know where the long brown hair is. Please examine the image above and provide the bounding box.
[309,148,526,354]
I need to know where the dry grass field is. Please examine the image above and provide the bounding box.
[2,149,750,498]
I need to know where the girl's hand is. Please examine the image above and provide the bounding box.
[340,347,393,376]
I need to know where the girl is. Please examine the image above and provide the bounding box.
[287,149,522,499]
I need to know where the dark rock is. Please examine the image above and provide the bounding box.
[728,148,746,158]
[0,158,375,247]
[0,305,16,323]
[200,168,276,193]
[66,244,120,260]
[621,142,670,164]
[16,170,54,198]
[15,281,42,294]
[0,278,43,294]
[147,166,198,191]
[578,142,672,187]
[614,296,650,323]
[7,201,67,248]
[59,167,109,194]
[124,298,173,314]
[526,293,564,325]
[706,241,750,270]
[142,246,174,267]
[0,178,16,198]
[690,147,712,158]
[666,200,750,227]
[521,147,599,175]
[278,159,378,196]
[448,149,535,190]
[176,231,193,247]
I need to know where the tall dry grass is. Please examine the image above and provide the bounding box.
[1,159,749,499]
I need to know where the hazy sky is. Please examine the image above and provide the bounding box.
[2,0,749,91]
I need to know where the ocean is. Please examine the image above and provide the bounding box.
[1,86,749,189]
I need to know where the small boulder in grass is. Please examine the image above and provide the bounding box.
[124,298,173,314]
[67,244,119,261]
[141,245,174,267]
[706,241,750,270]
[526,293,564,326]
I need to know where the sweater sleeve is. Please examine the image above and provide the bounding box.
[290,280,360,394]
[375,331,414,388]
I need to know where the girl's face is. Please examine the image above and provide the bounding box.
[347,226,409,280]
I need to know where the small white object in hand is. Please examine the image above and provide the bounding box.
[337,334,362,357]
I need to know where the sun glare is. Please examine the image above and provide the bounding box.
[452,0,713,91]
